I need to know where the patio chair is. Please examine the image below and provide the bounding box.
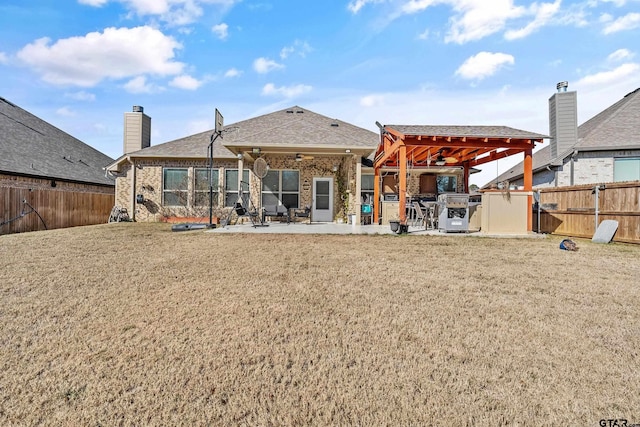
[424,202,438,230]
[411,201,426,228]
[262,204,290,224]
[292,205,311,224]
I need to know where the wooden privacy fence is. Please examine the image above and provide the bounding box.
[1,186,115,235]
[534,181,640,244]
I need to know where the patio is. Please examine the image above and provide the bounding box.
[206,221,542,238]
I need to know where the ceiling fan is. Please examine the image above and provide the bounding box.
[295,153,314,161]
[435,149,457,165]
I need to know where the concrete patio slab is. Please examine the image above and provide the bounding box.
[207,222,545,238]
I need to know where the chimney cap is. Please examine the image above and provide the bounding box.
[132,105,144,113]
[556,81,568,92]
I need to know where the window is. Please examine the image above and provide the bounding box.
[194,168,219,206]
[361,174,374,205]
[614,158,640,182]
[163,168,188,206]
[224,169,250,206]
[437,175,457,193]
[262,170,300,209]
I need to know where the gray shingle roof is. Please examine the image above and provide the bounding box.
[487,87,640,187]
[386,125,548,140]
[222,106,379,149]
[1,97,114,186]
[575,87,640,150]
[115,106,379,165]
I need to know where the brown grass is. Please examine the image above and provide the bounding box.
[1,223,639,426]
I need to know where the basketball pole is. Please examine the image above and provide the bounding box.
[208,131,220,227]
[209,109,224,227]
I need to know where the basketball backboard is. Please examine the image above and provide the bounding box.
[215,108,224,134]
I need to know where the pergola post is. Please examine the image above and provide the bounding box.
[373,165,380,224]
[399,144,407,224]
[463,162,470,193]
[524,148,533,232]
[355,156,362,225]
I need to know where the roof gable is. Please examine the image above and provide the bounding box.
[0,97,114,186]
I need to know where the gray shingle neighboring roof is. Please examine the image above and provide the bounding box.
[575,87,640,150]
[486,87,640,187]
[1,97,114,186]
[386,125,548,140]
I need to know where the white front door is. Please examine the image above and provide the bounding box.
[312,177,333,222]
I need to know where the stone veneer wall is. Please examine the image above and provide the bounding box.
[115,154,357,222]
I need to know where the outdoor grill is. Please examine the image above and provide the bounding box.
[438,193,470,232]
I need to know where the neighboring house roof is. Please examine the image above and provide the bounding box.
[575,87,640,151]
[0,96,114,186]
[486,87,640,187]
[107,106,379,170]
[385,125,548,140]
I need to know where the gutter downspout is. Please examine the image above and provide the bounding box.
[127,156,136,221]
[355,156,362,225]
[569,150,578,186]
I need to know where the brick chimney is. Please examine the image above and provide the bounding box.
[123,105,151,154]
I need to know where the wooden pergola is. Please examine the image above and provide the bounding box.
[373,124,548,231]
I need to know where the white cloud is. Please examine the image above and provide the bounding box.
[212,23,229,40]
[600,0,627,6]
[279,40,312,59]
[575,63,640,86]
[608,48,634,62]
[401,0,437,14]
[603,12,640,34]
[123,75,161,93]
[455,52,515,80]
[347,0,384,13]
[79,0,240,26]
[417,28,430,40]
[17,26,184,87]
[445,1,526,44]
[504,0,561,40]
[361,0,561,43]
[78,0,109,5]
[64,91,96,101]
[253,57,284,74]
[224,68,241,78]
[360,94,385,107]
[0,51,8,64]
[169,74,203,90]
[261,83,312,98]
[56,106,76,117]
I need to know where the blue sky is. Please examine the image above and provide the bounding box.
[1,0,639,186]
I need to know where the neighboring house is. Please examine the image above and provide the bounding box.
[0,96,115,234]
[106,106,380,223]
[0,98,115,234]
[487,85,640,188]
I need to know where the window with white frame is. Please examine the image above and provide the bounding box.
[163,168,188,206]
[262,169,300,209]
[194,168,219,207]
[614,158,640,182]
[437,175,457,193]
[224,169,250,206]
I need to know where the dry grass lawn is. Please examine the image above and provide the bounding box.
[1,223,639,426]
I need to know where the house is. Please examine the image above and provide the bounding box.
[106,106,380,224]
[0,96,115,234]
[487,85,640,188]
